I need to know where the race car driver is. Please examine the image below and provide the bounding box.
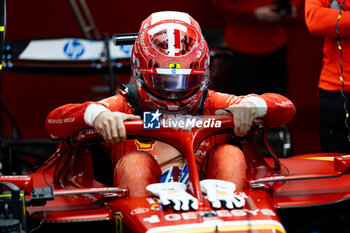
[45,11,295,210]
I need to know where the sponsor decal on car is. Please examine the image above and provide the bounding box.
[145,219,285,233]
[143,208,276,224]
[131,207,150,215]
[146,198,158,204]
[150,204,161,211]
[135,139,156,150]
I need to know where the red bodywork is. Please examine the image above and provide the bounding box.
[1,115,350,233]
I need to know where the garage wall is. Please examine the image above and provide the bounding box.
[1,0,324,154]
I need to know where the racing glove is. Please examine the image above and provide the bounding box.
[200,179,245,209]
[146,182,198,211]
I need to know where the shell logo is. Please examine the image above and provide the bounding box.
[135,139,155,150]
[150,204,161,211]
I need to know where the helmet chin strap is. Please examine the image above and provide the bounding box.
[193,81,209,116]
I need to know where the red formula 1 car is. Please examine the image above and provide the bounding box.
[1,115,350,233]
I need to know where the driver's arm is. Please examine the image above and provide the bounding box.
[45,93,139,140]
[209,91,296,136]
[216,101,259,137]
[305,0,350,37]
[92,111,140,144]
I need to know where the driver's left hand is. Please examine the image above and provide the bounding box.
[215,102,258,137]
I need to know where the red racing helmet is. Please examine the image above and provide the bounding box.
[131,11,210,115]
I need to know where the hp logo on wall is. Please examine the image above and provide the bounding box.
[120,45,133,55]
[63,40,85,59]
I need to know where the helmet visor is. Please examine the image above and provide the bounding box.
[142,74,204,100]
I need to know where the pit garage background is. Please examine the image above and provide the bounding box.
[0,0,323,173]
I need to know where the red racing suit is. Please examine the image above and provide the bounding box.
[45,89,295,168]
[305,0,350,92]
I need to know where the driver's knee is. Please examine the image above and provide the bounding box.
[114,151,161,198]
[203,144,247,190]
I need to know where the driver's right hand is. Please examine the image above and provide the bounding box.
[93,111,140,144]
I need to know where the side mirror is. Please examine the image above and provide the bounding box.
[113,33,138,46]
[334,155,350,174]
